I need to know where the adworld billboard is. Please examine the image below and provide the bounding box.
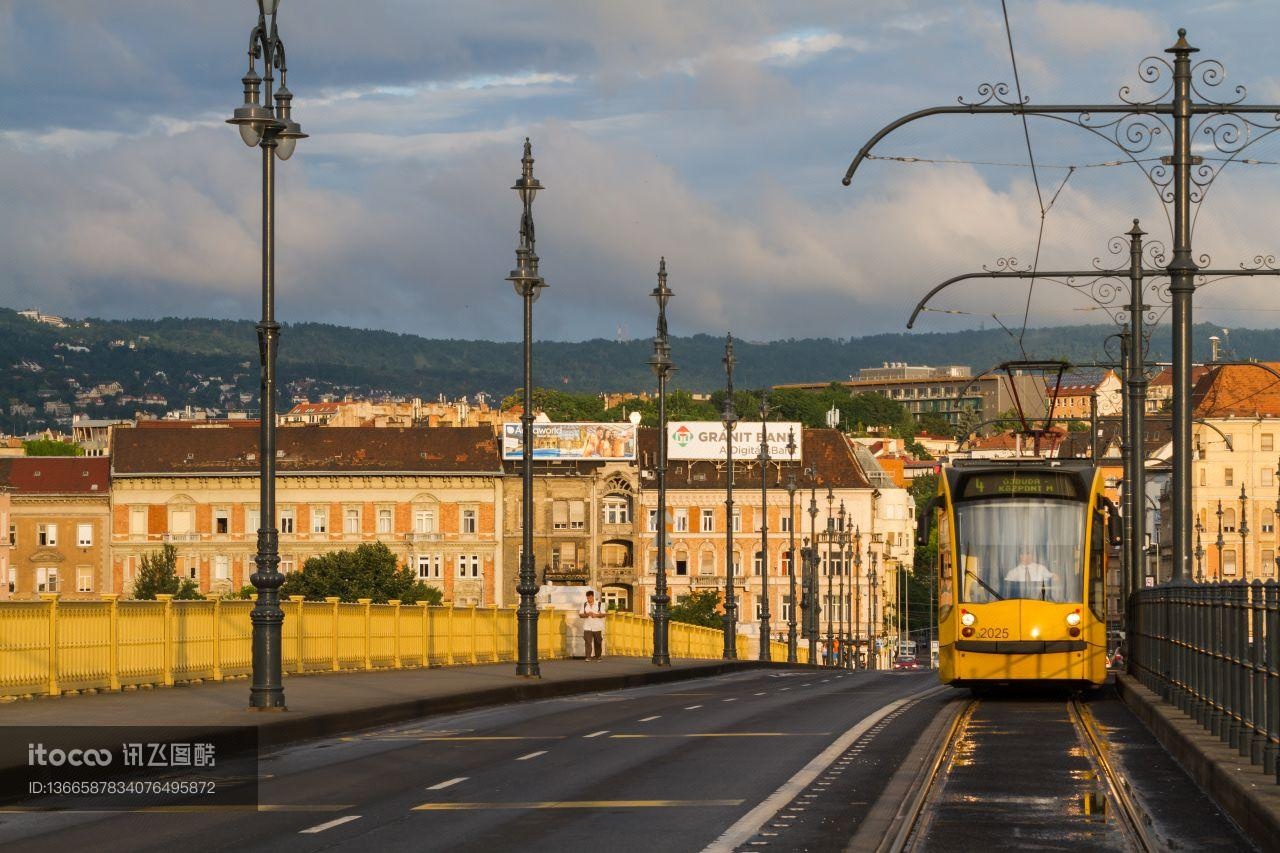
[667,422,802,461]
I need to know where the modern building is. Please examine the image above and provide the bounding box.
[776,363,1049,429]
[0,457,110,599]
[109,423,505,602]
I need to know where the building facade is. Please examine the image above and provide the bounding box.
[0,457,110,599]
[109,423,504,603]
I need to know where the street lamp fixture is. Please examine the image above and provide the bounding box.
[507,138,547,678]
[867,551,879,671]
[1239,484,1249,577]
[837,500,848,669]
[722,335,738,660]
[757,393,771,661]
[1215,499,1225,580]
[805,468,820,663]
[648,258,674,667]
[824,486,834,666]
[229,0,307,711]
[1194,514,1205,582]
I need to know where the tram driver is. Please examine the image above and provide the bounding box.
[1004,549,1059,598]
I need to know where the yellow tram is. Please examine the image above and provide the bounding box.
[920,459,1115,687]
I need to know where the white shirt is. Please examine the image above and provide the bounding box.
[580,601,605,632]
[1005,562,1053,583]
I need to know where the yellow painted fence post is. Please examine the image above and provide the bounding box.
[212,597,222,681]
[326,596,340,671]
[359,598,372,670]
[156,593,174,686]
[390,599,402,668]
[39,593,59,696]
[291,596,305,673]
[102,594,121,691]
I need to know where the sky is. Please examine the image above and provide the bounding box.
[4,0,1280,345]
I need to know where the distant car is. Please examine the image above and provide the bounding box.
[892,657,920,671]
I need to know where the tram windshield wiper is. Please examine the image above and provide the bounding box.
[965,567,1004,601]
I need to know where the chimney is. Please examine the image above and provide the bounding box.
[1210,335,1220,362]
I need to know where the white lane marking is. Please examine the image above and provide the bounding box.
[515,750,547,761]
[427,777,467,791]
[299,815,361,834]
[723,698,737,703]
[779,687,791,691]
[754,692,767,696]
[801,683,813,687]
[584,730,609,738]
[639,715,661,722]
[685,705,703,710]
[703,684,948,853]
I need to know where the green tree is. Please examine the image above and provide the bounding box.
[131,544,204,600]
[23,438,84,456]
[668,588,723,629]
[279,542,443,604]
[501,388,605,421]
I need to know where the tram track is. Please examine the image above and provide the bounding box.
[885,692,1157,853]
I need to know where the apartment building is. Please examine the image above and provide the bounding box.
[109,423,504,603]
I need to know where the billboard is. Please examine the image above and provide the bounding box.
[668,422,803,461]
[502,422,637,461]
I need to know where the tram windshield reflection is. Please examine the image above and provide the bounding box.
[956,498,1084,604]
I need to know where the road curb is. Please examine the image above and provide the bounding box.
[1115,673,1280,849]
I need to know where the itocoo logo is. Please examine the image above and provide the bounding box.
[28,744,113,767]
[673,425,693,448]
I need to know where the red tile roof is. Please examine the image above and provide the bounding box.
[637,428,871,489]
[1192,363,1280,417]
[0,457,110,494]
[112,425,502,475]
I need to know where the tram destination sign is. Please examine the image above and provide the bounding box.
[959,471,1080,500]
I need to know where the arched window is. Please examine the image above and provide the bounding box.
[1223,508,1237,533]
[699,549,716,576]
[753,550,765,575]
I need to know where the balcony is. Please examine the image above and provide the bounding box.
[163,533,201,543]
[597,565,636,585]
[406,532,442,543]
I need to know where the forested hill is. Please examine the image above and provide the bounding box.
[1,306,1274,428]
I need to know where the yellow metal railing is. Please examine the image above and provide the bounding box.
[0,596,762,699]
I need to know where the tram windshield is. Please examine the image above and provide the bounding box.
[955,498,1084,604]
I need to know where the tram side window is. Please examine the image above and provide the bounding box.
[1088,507,1107,620]
[955,499,1085,604]
[937,511,953,618]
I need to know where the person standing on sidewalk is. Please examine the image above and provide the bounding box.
[580,590,606,660]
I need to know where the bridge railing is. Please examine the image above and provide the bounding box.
[0,595,760,700]
[1130,580,1279,782]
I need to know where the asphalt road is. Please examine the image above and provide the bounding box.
[0,668,945,853]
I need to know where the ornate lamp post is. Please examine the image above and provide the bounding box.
[844,524,855,669]
[852,526,863,669]
[721,336,738,660]
[1274,462,1280,576]
[227,0,307,711]
[507,139,547,678]
[837,501,848,668]
[1239,485,1250,578]
[783,430,798,663]
[757,394,771,661]
[648,258,674,666]
[867,550,879,670]
[806,469,820,663]
[1194,515,1205,582]
[1215,499,1225,580]
[824,486,835,665]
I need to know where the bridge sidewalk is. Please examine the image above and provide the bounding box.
[0,657,796,751]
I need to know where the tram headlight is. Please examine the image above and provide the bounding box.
[1065,612,1081,627]
[960,611,976,627]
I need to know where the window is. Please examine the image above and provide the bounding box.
[214,508,229,535]
[701,509,715,532]
[122,556,136,593]
[456,554,481,578]
[8,523,13,547]
[699,551,715,576]
[414,509,436,534]
[38,523,57,547]
[603,498,630,525]
[553,501,569,530]
[732,551,742,575]
[344,508,361,534]
[732,509,742,533]
[780,515,791,533]
[647,509,658,533]
[311,507,328,534]
[76,523,92,547]
[560,542,578,567]
[377,508,393,534]
[280,557,296,574]
[782,550,793,574]
[674,509,688,533]
[754,550,765,575]
[6,566,14,594]
[1199,468,1207,487]
[182,556,197,580]
[1264,509,1275,535]
[781,596,793,622]
[1225,468,1234,487]
[1224,508,1237,533]
[279,509,295,534]
[76,566,93,593]
[214,555,230,581]
[246,507,260,534]
[37,567,57,593]
[129,507,147,535]
[417,554,442,580]
[829,554,844,576]
[569,501,585,530]
[462,508,478,534]
[170,509,192,535]
[1263,549,1276,576]
[1265,434,1276,452]
[675,556,688,576]
[1223,548,1238,576]
[1265,467,1275,488]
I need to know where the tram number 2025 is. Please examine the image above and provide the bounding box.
[974,627,1010,639]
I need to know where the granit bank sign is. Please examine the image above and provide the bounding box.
[667,422,802,461]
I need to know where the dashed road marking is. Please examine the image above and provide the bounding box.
[639,715,661,722]
[299,815,361,834]
[427,777,467,791]
[584,730,609,738]
[685,705,703,710]
[515,750,547,761]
